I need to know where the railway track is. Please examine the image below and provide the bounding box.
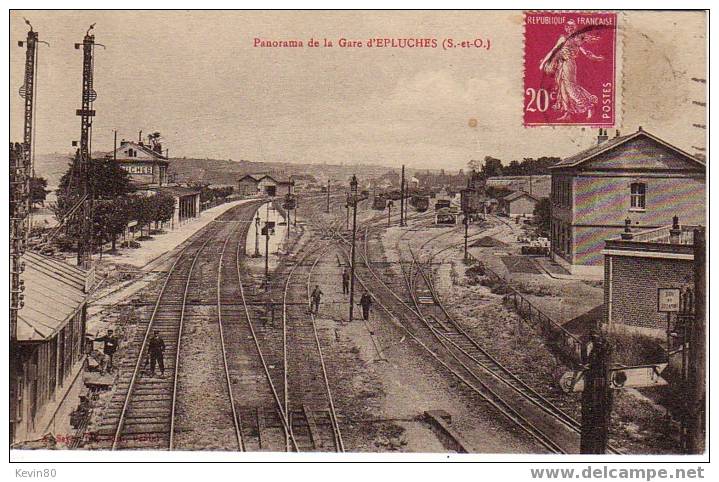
[374,210,622,454]
[306,208,569,453]
[218,212,295,451]
[281,239,345,452]
[93,203,261,450]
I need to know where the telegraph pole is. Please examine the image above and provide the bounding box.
[400,165,406,226]
[326,179,331,213]
[74,25,99,269]
[11,21,41,338]
[686,227,706,453]
[348,175,359,322]
[580,333,613,454]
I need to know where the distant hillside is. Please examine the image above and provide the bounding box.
[33,152,75,190]
[167,158,400,186]
[33,152,408,190]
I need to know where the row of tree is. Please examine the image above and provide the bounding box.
[468,156,561,178]
[53,157,177,254]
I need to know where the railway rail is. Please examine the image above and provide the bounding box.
[94,203,262,450]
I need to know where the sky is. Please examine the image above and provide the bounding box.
[9,10,706,170]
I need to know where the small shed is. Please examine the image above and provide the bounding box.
[499,191,540,217]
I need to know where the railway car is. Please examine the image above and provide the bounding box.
[460,188,483,214]
[411,195,429,212]
[434,199,451,210]
[372,195,387,210]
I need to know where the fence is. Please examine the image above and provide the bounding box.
[466,252,584,367]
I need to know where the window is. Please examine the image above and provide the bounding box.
[630,182,646,210]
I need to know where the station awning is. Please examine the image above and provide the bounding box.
[16,251,88,342]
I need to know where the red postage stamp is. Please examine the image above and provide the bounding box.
[524,11,618,127]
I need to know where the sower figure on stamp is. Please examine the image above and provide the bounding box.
[147,330,165,377]
[539,19,604,121]
[310,284,323,315]
[341,267,350,295]
[359,292,373,321]
[95,329,119,373]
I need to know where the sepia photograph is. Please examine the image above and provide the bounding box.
[5,5,710,474]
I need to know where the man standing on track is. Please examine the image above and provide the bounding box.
[341,267,350,295]
[359,292,373,321]
[148,330,166,377]
[310,284,323,315]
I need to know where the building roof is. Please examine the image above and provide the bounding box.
[550,128,705,170]
[237,173,292,183]
[149,185,201,197]
[105,140,168,162]
[17,251,88,342]
[503,191,539,202]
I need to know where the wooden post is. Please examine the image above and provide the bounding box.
[686,228,705,453]
[400,165,406,227]
[580,333,613,454]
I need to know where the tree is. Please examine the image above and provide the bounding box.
[151,192,176,229]
[128,195,155,238]
[94,198,131,253]
[30,176,49,207]
[481,156,503,178]
[533,197,551,237]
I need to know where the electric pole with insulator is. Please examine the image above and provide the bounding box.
[348,175,359,322]
[11,20,43,339]
[73,24,100,269]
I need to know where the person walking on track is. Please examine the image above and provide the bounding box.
[341,267,350,295]
[359,292,373,321]
[95,329,119,373]
[148,330,165,377]
[310,284,323,315]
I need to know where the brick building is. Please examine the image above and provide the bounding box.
[549,128,705,277]
[603,220,698,335]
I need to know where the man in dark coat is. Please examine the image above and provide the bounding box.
[341,267,350,295]
[95,329,119,372]
[359,292,373,321]
[148,330,165,377]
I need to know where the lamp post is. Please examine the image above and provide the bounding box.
[463,214,469,262]
[254,214,261,257]
[349,175,359,322]
[264,222,270,291]
[345,192,350,231]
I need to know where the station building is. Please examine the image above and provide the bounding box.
[10,251,90,445]
[237,173,294,197]
[109,139,169,186]
[548,128,705,277]
[602,219,699,336]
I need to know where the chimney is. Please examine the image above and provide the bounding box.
[621,217,634,240]
[615,129,621,138]
[597,128,609,144]
[669,216,682,244]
